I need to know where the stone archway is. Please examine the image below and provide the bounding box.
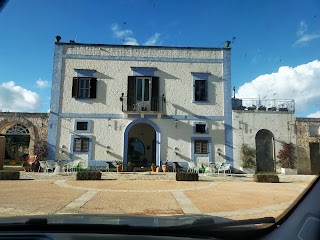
[255,129,275,172]
[0,118,37,161]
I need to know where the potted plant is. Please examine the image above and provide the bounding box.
[116,161,123,173]
[239,143,256,173]
[162,161,169,172]
[150,163,156,172]
[277,142,297,175]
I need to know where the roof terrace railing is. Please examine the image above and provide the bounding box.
[232,98,295,112]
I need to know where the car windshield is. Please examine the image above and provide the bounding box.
[0,0,319,230]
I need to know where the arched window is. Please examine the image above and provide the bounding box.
[6,124,29,135]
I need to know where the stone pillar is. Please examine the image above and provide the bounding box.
[0,136,5,170]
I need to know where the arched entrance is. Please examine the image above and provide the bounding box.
[0,123,31,163]
[124,119,160,168]
[255,129,275,172]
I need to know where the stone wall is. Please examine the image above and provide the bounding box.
[0,112,48,157]
[296,118,320,174]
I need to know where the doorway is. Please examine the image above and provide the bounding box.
[255,129,275,172]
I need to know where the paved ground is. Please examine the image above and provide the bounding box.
[0,171,316,222]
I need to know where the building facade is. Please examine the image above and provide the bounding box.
[232,98,296,173]
[296,118,320,174]
[47,43,233,169]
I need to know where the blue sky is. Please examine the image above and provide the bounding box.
[0,0,319,116]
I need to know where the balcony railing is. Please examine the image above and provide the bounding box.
[232,98,295,112]
[121,95,165,113]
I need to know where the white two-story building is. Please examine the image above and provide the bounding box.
[47,42,232,169]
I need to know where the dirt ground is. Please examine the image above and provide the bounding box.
[0,175,316,221]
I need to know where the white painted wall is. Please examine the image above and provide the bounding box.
[232,111,296,172]
[52,45,229,167]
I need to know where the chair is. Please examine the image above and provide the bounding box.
[187,162,199,173]
[68,160,81,172]
[172,162,177,172]
[105,163,110,172]
[218,163,231,176]
[45,161,55,173]
[38,161,47,172]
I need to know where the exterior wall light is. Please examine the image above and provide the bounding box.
[175,119,178,128]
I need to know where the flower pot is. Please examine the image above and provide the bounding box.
[150,165,156,172]
[162,164,169,172]
[280,168,297,175]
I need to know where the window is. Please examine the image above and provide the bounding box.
[74,120,92,133]
[193,121,208,134]
[73,138,89,152]
[77,122,88,131]
[309,125,320,136]
[196,124,206,133]
[194,80,208,101]
[72,77,97,98]
[192,73,210,102]
[127,76,159,111]
[194,140,209,154]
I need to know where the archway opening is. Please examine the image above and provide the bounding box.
[127,123,156,168]
[255,129,275,172]
[0,123,30,164]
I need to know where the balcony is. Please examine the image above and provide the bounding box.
[232,98,295,112]
[120,95,165,113]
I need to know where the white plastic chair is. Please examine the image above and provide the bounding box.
[218,163,231,176]
[172,163,177,172]
[67,160,81,173]
[187,162,199,173]
[105,163,110,172]
[45,161,55,173]
[38,161,47,172]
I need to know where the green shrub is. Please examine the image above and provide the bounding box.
[254,172,279,183]
[176,172,199,181]
[0,171,20,180]
[241,143,256,168]
[76,171,102,180]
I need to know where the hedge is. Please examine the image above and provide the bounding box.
[176,172,199,181]
[0,171,20,180]
[76,171,102,180]
[254,172,279,183]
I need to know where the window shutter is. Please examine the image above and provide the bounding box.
[89,78,97,98]
[72,77,79,98]
[151,77,159,111]
[127,76,136,111]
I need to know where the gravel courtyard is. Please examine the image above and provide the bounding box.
[0,171,316,222]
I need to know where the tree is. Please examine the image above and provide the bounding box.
[33,140,47,161]
[277,143,297,169]
[240,143,256,168]
[5,136,30,161]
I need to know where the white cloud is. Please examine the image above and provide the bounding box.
[294,20,320,46]
[144,33,161,46]
[123,37,139,45]
[236,60,320,113]
[307,111,320,118]
[0,81,41,112]
[111,23,133,38]
[36,79,50,88]
[110,23,161,46]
